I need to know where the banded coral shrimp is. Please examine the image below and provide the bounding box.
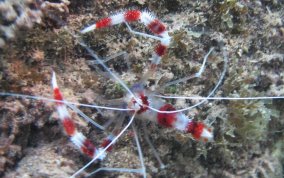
[1,3,284,178]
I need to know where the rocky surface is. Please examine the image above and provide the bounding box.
[0,0,283,178]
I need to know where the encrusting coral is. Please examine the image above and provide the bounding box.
[0,0,70,47]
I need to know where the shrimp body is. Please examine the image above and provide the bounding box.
[125,83,213,142]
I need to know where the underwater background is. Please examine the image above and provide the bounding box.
[0,0,283,177]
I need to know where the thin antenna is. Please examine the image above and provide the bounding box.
[66,103,104,130]
[0,92,133,111]
[70,111,137,178]
[161,48,214,89]
[132,124,146,178]
[153,95,284,100]
[142,122,165,169]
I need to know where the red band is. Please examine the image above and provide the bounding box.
[96,18,112,28]
[124,10,141,22]
[157,104,176,128]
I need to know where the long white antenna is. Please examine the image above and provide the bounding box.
[70,111,137,178]
[0,92,133,111]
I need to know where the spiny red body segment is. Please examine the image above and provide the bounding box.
[187,121,205,140]
[124,10,141,22]
[137,94,149,114]
[148,19,166,35]
[62,118,76,136]
[96,17,112,28]
[155,43,167,57]
[157,104,176,127]
[53,88,63,103]
[131,93,149,114]
[101,139,113,152]
[81,139,96,157]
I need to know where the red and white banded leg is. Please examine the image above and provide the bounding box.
[51,72,106,160]
[81,10,170,68]
[101,134,115,152]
